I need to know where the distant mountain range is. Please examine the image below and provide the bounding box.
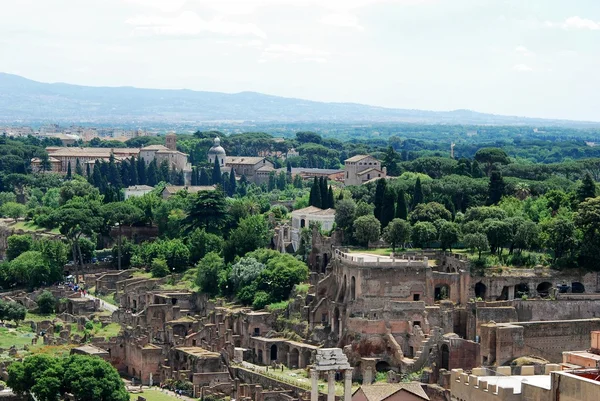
[0,72,597,127]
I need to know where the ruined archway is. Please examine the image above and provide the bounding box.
[303,350,312,368]
[514,283,530,299]
[441,344,450,371]
[351,276,356,301]
[435,285,450,301]
[333,307,340,337]
[322,253,328,273]
[474,282,487,300]
[375,361,391,372]
[258,349,263,364]
[270,344,278,361]
[289,348,299,368]
[497,286,509,301]
[537,282,553,298]
[572,282,585,293]
[337,276,347,303]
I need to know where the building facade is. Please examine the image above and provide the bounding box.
[344,155,387,186]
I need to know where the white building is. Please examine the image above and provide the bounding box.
[124,185,154,199]
[343,155,387,186]
[290,206,336,251]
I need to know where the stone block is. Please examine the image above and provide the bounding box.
[521,366,534,376]
[544,364,561,374]
[472,368,486,376]
[496,366,511,376]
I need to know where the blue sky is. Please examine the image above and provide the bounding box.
[1,0,599,121]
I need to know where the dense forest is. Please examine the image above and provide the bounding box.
[0,125,599,308]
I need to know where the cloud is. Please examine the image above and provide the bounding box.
[320,13,364,30]
[259,44,330,63]
[126,11,267,38]
[513,64,533,72]
[124,0,187,13]
[515,45,534,57]
[546,16,600,30]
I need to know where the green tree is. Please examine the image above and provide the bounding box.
[355,201,374,218]
[353,215,381,247]
[150,258,170,278]
[373,178,387,221]
[335,198,356,237]
[577,173,597,203]
[75,158,83,176]
[187,228,224,264]
[438,221,460,251]
[230,257,266,293]
[212,157,222,186]
[409,202,452,224]
[309,177,322,208]
[474,147,510,175]
[514,220,540,253]
[484,219,512,255]
[229,168,237,196]
[411,222,437,248]
[199,168,210,185]
[412,177,424,209]
[487,170,506,205]
[575,197,600,268]
[224,214,270,262]
[463,233,489,259]
[36,290,56,314]
[395,189,408,220]
[327,186,335,210]
[185,190,228,234]
[382,218,411,252]
[137,156,147,185]
[6,234,33,261]
[8,251,55,289]
[147,159,159,186]
[63,355,129,401]
[380,188,396,228]
[195,252,225,297]
[383,146,401,176]
[1,201,26,222]
[66,161,72,180]
[102,202,143,270]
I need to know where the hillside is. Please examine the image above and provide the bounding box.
[0,73,597,126]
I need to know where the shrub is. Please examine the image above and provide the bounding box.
[150,258,169,278]
[36,291,56,314]
[252,291,271,310]
[84,321,94,330]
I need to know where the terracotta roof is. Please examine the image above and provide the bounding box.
[257,165,275,172]
[357,168,385,176]
[226,156,266,165]
[345,154,372,163]
[141,145,169,151]
[355,383,429,401]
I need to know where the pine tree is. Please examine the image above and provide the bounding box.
[108,153,122,188]
[147,159,158,186]
[383,146,401,176]
[395,189,408,220]
[129,156,138,185]
[212,157,222,186]
[191,167,198,185]
[268,172,276,191]
[229,168,237,196]
[199,168,209,185]
[380,188,396,228]
[374,179,387,220]
[327,186,335,209]
[412,177,424,209]
[577,172,597,202]
[486,170,505,205]
[75,158,83,176]
[222,172,230,195]
[120,160,131,187]
[277,171,287,190]
[293,174,303,189]
[66,161,72,179]
[137,157,147,185]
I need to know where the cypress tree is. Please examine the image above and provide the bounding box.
[66,161,72,179]
[177,170,185,185]
[108,153,122,188]
[380,188,396,228]
[129,156,138,185]
[277,171,286,190]
[309,177,321,208]
[212,157,222,185]
[486,170,505,205]
[395,189,408,220]
[120,160,131,187]
[293,174,303,189]
[286,161,292,174]
[320,177,328,208]
[222,172,230,195]
[147,159,158,186]
[374,178,387,220]
[229,168,237,196]
[92,164,103,189]
[412,177,424,209]
[327,186,335,209]
[577,172,597,202]
[137,157,147,185]
[191,167,198,185]
[200,168,209,185]
[159,160,170,183]
[268,172,276,191]
[86,163,91,181]
[75,158,83,176]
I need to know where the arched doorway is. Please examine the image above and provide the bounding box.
[322,254,328,273]
[303,350,312,368]
[537,282,553,298]
[497,286,509,301]
[333,307,340,336]
[351,276,356,301]
[514,283,529,299]
[258,349,263,364]
[375,361,391,372]
[270,344,278,361]
[289,348,299,368]
[338,277,347,303]
[441,344,450,370]
[572,282,585,293]
[475,282,487,299]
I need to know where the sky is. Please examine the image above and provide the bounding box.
[1,0,599,121]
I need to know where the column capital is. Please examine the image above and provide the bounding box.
[327,370,336,379]
[311,369,320,378]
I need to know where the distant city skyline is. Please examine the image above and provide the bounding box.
[1,0,599,121]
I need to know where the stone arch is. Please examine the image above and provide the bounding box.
[322,253,328,273]
[514,283,530,299]
[270,344,278,361]
[351,276,356,301]
[300,219,306,228]
[257,349,263,364]
[572,282,585,293]
[338,276,347,303]
[474,282,487,299]
[497,286,509,301]
[303,350,312,368]
[333,307,340,337]
[434,284,450,301]
[375,361,391,372]
[441,344,450,371]
[537,282,553,298]
[289,348,299,368]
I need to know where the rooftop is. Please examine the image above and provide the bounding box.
[72,344,109,355]
[226,156,266,165]
[175,346,220,358]
[292,206,336,216]
[356,383,430,401]
[163,185,216,193]
[474,375,551,393]
[345,154,372,163]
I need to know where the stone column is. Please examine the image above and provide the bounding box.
[363,366,373,385]
[327,370,336,401]
[311,370,319,401]
[344,368,353,401]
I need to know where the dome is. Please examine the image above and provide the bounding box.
[208,137,226,155]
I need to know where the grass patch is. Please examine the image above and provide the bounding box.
[132,271,152,279]
[129,389,182,401]
[267,300,289,311]
[25,313,57,323]
[11,221,60,234]
[294,284,310,294]
[0,327,35,348]
[96,292,119,306]
[348,248,393,256]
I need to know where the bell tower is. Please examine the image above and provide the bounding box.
[166,132,177,151]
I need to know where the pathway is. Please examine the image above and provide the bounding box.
[85,293,118,313]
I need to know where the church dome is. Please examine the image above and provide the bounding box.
[208,137,226,155]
